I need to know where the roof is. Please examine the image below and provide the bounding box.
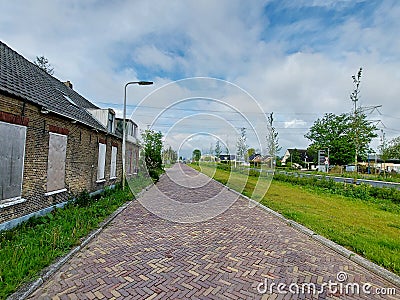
[286,148,307,154]
[0,41,106,131]
[219,154,236,160]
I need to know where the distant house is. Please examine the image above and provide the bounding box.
[248,153,273,167]
[363,155,400,173]
[281,148,319,169]
[200,154,217,162]
[115,118,140,175]
[219,154,236,163]
[0,41,135,229]
[281,149,307,164]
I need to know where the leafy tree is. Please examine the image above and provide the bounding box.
[34,55,54,75]
[236,127,248,162]
[141,130,163,180]
[305,112,377,165]
[192,149,201,161]
[384,136,400,160]
[162,146,178,165]
[266,112,281,167]
[290,149,302,165]
[247,148,256,159]
[214,140,222,158]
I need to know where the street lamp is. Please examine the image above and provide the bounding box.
[122,81,153,190]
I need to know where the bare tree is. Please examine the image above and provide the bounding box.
[34,55,54,75]
[266,112,281,168]
[236,127,248,163]
[214,140,222,158]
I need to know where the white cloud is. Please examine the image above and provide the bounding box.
[284,119,307,128]
[1,0,399,156]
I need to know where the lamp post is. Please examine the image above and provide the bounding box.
[122,81,153,190]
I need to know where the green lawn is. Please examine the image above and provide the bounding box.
[191,164,400,276]
[0,176,151,300]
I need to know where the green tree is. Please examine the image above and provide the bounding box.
[141,130,163,180]
[384,136,400,160]
[214,140,222,158]
[290,149,302,165]
[34,55,54,75]
[192,149,201,161]
[247,148,256,159]
[305,112,377,165]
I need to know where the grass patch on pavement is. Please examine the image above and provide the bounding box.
[0,178,150,300]
[190,164,400,276]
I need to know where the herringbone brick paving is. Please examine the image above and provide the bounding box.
[30,164,398,299]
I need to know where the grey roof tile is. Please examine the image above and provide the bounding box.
[0,41,107,131]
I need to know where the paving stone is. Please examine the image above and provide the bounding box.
[29,164,398,299]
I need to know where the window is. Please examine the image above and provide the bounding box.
[126,122,133,137]
[133,148,138,174]
[110,146,117,179]
[107,111,115,133]
[0,121,26,202]
[127,149,133,175]
[58,89,78,107]
[47,133,67,194]
[97,142,106,181]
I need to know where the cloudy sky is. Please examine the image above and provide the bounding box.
[1,0,399,158]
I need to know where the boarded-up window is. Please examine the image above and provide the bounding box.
[47,133,67,192]
[97,142,106,180]
[0,121,26,201]
[133,148,138,174]
[110,146,117,178]
[127,149,132,175]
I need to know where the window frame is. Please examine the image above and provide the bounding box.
[110,146,117,179]
[45,132,68,195]
[97,142,107,182]
[0,121,27,205]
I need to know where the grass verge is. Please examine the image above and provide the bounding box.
[0,178,149,300]
[190,164,400,276]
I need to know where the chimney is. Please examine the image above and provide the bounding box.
[64,81,73,89]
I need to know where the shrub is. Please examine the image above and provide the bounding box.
[74,190,92,207]
[273,172,400,204]
[148,167,164,182]
[217,163,232,171]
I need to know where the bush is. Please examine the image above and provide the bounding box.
[74,190,92,207]
[273,172,400,204]
[217,163,232,171]
[148,167,164,182]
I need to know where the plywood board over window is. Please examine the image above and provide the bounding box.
[47,133,67,193]
[127,149,133,175]
[0,121,26,202]
[97,142,106,181]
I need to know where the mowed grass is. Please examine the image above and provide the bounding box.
[191,164,400,276]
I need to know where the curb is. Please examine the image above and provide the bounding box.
[220,182,400,288]
[8,183,153,300]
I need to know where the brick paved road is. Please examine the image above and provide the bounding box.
[30,164,398,299]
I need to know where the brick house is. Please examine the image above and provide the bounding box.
[0,41,138,229]
[115,118,140,175]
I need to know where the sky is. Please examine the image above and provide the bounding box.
[1,0,399,159]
